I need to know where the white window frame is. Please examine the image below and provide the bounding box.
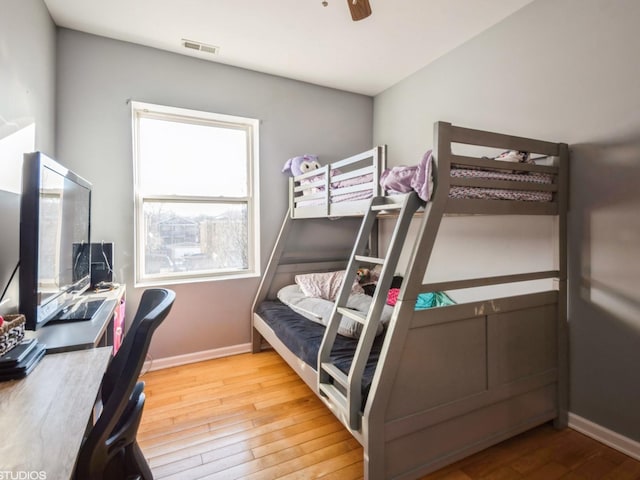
[131,101,260,286]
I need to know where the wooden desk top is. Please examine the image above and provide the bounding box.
[0,347,111,479]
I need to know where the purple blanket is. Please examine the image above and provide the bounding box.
[379,150,433,201]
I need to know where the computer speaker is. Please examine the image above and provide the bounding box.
[90,242,114,287]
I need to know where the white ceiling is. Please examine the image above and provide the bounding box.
[43,0,533,96]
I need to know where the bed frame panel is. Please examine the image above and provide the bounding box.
[252,121,569,479]
[252,313,319,392]
[362,292,559,478]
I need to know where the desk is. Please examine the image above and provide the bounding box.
[27,285,126,353]
[0,347,111,479]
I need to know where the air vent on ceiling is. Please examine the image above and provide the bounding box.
[181,39,219,55]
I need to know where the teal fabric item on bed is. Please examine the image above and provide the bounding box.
[415,291,455,310]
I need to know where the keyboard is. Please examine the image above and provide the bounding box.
[51,298,106,322]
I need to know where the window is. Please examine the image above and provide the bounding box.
[132,102,260,285]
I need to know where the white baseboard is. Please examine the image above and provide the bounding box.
[569,412,640,461]
[142,342,253,372]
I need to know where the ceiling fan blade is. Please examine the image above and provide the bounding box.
[347,0,372,21]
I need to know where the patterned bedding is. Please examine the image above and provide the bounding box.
[295,172,375,207]
[449,168,553,202]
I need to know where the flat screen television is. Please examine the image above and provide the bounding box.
[19,152,92,330]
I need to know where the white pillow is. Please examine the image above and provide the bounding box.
[277,284,392,338]
[294,270,363,301]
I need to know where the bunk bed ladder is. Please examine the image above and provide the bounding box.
[318,192,422,430]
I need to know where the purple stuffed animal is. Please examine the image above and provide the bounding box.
[282,154,321,177]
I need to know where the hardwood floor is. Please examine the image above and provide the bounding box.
[139,351,640,480]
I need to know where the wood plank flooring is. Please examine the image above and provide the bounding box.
[139,351,640,479]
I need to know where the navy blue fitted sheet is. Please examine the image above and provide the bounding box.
[256,300,385,400]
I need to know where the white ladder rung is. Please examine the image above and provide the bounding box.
[337,307,366,324]
[319,383,348,411]
[321,362,348,389]
[371,202,403,211]
[355,255,385,265]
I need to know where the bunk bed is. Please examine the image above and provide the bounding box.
[252,121,569,480]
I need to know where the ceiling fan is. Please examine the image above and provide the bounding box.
[322,0,372,21]
[347,0,372,21]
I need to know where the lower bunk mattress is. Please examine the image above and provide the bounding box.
[256,300,384,401]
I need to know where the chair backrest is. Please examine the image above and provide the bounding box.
[100,288,175,403]
[75,288,175,479]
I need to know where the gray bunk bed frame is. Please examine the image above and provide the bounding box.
[252,121,569,479]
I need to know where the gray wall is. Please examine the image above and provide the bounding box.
[0,0,56,315]
[373,0,640,442]
[55,29,373,360]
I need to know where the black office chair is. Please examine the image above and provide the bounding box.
[75,288,176,480]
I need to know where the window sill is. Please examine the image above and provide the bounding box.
[135,271,261,288]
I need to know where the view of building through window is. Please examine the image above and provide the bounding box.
[142,201,248,275]
[132,102,259,284]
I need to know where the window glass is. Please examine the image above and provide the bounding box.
[142,201,248,277]
[132,102,259,285]
[137,116,248,197]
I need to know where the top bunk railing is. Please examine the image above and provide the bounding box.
[435,122,569,216]
[288,145,386,218]
[448,124,562,156]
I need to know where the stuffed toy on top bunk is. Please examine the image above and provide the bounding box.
[282,154,322,176]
